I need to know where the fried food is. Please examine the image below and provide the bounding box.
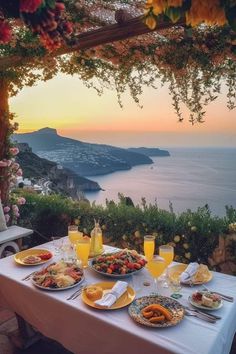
[141,303,172,323]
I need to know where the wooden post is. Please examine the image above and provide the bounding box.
[0,78,10,204]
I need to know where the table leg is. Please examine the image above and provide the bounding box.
[15,314,42,349]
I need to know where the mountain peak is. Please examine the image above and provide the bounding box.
[36,127,57,135]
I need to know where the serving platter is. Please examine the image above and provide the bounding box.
[32,276,84,291]
[128,295,185,328]
[14,249,53,266]
[32,261,84,291]
[81,281,135,310]
[89,249,146,278]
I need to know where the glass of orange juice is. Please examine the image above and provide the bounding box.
[144,235,155,261]
[159,245,174,288]
[76,237,91,268]
[146,256,165,293]
[68,225,83,245]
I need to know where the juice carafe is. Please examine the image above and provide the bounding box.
[90,220,103,257]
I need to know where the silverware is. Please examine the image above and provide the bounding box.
[183,306,221,320]
[21,271,36,281]
[66,282,87,301]
[185,309,216,323]
[202,286,234,302]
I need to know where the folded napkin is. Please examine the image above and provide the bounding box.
[180,262,199,284]
[94,281,128,308]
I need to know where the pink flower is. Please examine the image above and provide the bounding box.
[12,162,20,170]
[0,160,9,167]
[9,147,19,156]
[3,206,10,213]
[4,214,10,223]
[17,197,26,205]
[15,212,20,218]
[20,0,43,13]
[16,169,23,177]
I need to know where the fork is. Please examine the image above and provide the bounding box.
[66,282,87,300]
[183,306,221,320]
[21,271,36,281]
[185,310,216,323]
[202,286,234,302]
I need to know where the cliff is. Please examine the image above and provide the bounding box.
[16,143,101,198]
[127,147,170,157]
[14,128,153,176]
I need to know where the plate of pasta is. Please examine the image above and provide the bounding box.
[32,261,84,290]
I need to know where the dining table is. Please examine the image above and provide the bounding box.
[0,238,235,354]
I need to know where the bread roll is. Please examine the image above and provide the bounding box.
[85,286,103,301]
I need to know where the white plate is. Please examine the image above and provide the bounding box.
[32,275,85,291]
[188,296,223,311]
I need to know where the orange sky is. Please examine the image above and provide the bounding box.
[10,73,236,147]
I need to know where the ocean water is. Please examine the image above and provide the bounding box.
[85,148,236,216]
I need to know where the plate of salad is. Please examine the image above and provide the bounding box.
[90,249,147,278]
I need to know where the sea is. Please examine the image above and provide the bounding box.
[85,148,236,217]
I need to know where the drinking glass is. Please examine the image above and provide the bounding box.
[146,256,165,293]
[168,275,182,297]
[62,242,77,263]
[75,238,91,268]
[68,225,83,245]
[159,245,174,288]
[144,235,155,261]
[51,237,64,255]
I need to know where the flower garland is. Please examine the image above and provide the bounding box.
[0,115,26,225]
[0,0,73,50]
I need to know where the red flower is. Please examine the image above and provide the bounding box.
[0,20,12,44]
[62,21,73,34]
[20,0,44,13]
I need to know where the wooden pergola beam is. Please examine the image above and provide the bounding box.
[0,16,183,71]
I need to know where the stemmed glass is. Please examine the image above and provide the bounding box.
[146,255,166,293]
[159,245,174,288]
[68,225,83,245]
[144,235,155,261]
[75,237,91,268]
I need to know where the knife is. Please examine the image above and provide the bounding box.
[185,310,216,323]
[184,306,221,320]
[201,287,234,302]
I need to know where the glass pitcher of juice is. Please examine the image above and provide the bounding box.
[90,220,103,257]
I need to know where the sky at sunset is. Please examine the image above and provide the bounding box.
[10,73,236,148]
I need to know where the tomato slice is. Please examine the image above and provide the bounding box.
[39,252,52,260]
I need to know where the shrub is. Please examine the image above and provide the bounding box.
[18,191,235,268]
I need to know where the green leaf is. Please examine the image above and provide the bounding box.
[46,0,56,9]
[225,5,236,31]
[165,7,181,23]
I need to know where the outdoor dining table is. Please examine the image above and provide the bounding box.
[0,239,235,354]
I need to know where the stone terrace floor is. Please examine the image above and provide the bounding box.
[1,306,236,354]
[0,307,72,354]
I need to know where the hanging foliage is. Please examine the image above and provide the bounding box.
[144,0,236,30]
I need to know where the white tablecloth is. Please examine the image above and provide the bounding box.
[0,240,235,354]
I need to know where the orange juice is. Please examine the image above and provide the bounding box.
[68,231,83,244]
[147,257,165,278]
[144,235,155,261]
[159,246,174,267]
[76,238,91,268]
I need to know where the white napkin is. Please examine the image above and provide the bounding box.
[180,262,199,284]
[94,281,128,308]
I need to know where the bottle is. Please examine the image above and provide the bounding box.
[90,220,103,257]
